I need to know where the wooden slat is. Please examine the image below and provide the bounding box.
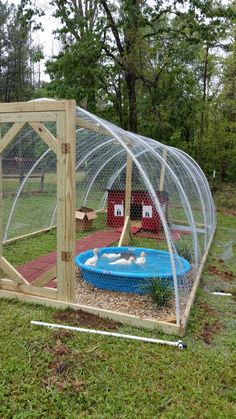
[3,226,56,245]
[179,228,216,336]
[0,289,181,335]
[0,135,2,261]
[0,101,66,113]
[95,208,107,213]
[76,117,111,137]
[125,153,132,219]
[169,219,205,228]
[57,101,76,302]
[31,265,56,287]
[29,122,57,154]
[118,216,130,247]
[0,112,58,123]
[0,279,57,299]
[123,152,133,245]
[76,117,134,146]
[0,257,29,285]
[159,148,168,191]
[0,122,25,154]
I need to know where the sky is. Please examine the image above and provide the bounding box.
[12,0,61,81]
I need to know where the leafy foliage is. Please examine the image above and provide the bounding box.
[0,0,43,102]
[7,0,236,181]
[144,279,173,308]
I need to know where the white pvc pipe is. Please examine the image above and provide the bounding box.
[4,148,51,241]
[168,147,208,251]
[174,148,216,230]
[83,149,126,206]
[129,134,199,267]
[31,321,187,349]
[76,108,181,326]
[75,138,115,171]
[49,137,116,227]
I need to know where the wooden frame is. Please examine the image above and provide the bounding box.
[118,216,130,247]
[159,147,168,191]
[0,100,76,303]
[56,101,76,302]
[118,152,133,247]
[3,225,56,245]
[0,100,214,336]
[179,227,215,336]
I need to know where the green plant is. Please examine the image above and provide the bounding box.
[145,279,173,307]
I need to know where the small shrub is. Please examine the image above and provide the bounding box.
[145,279,173,308]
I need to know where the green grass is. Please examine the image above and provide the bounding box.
[3,212,108,267]
[0,186,236,417]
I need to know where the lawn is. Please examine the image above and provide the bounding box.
[0,186,236,418]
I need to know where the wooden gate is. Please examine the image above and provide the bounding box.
[0,100,76,303]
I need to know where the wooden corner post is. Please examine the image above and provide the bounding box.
[57,100,76,302]
[0,127,2,262]
[159,147,168,192]
[122,151,133,245]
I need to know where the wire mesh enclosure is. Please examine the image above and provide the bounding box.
[0,99,216,335]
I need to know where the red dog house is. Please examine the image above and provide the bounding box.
[107,190,168,232]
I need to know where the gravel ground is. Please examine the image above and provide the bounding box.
[75,268,194,323]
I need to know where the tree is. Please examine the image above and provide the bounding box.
[45,0,105,113]
[19,0,235,181]
[0,0,43,102]
[211,30,236,182]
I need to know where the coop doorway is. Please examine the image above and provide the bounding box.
[130,203,142,220]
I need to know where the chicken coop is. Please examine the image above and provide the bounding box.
[0,99,216,336]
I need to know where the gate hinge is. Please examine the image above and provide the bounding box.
[61,143,71,154]
[61,251,72,262]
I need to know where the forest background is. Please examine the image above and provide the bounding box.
[0,0,235,183]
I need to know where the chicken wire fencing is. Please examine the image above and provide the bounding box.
[73,106,215,325]
[0,100,216,327]
[2,122,57,242]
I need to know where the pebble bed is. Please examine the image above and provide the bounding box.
[75,268,194,323]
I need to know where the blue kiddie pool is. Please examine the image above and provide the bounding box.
[75,247,191,294]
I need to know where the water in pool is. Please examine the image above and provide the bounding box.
[78,247,190,279]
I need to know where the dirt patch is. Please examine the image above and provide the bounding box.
[207,264,235,281]
[217,208,236,217]
[199,319,223,345]
[54,308,121,330]
[197,299,216,317]
[196,300,223,345]
[42,372,86,393]
[43,343,86,393]
[52,330,73,340]
[48,360,68,374]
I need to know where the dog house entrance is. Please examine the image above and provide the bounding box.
[131,203,142,220]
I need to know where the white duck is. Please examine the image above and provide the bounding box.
[135,252,146,265]
[110,256,135,265]
[85,248,99,266]
[102,253,121,259]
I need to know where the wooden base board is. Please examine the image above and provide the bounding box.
[0,227,216,337]
[179,227,216,336]
[0,289,180,336]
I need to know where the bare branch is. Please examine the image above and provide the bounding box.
[100,0,124,55]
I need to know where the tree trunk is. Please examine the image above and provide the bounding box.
[125,70,137,133]
[198,44,209,161]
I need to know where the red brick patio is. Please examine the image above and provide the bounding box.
[17,230,120,289]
